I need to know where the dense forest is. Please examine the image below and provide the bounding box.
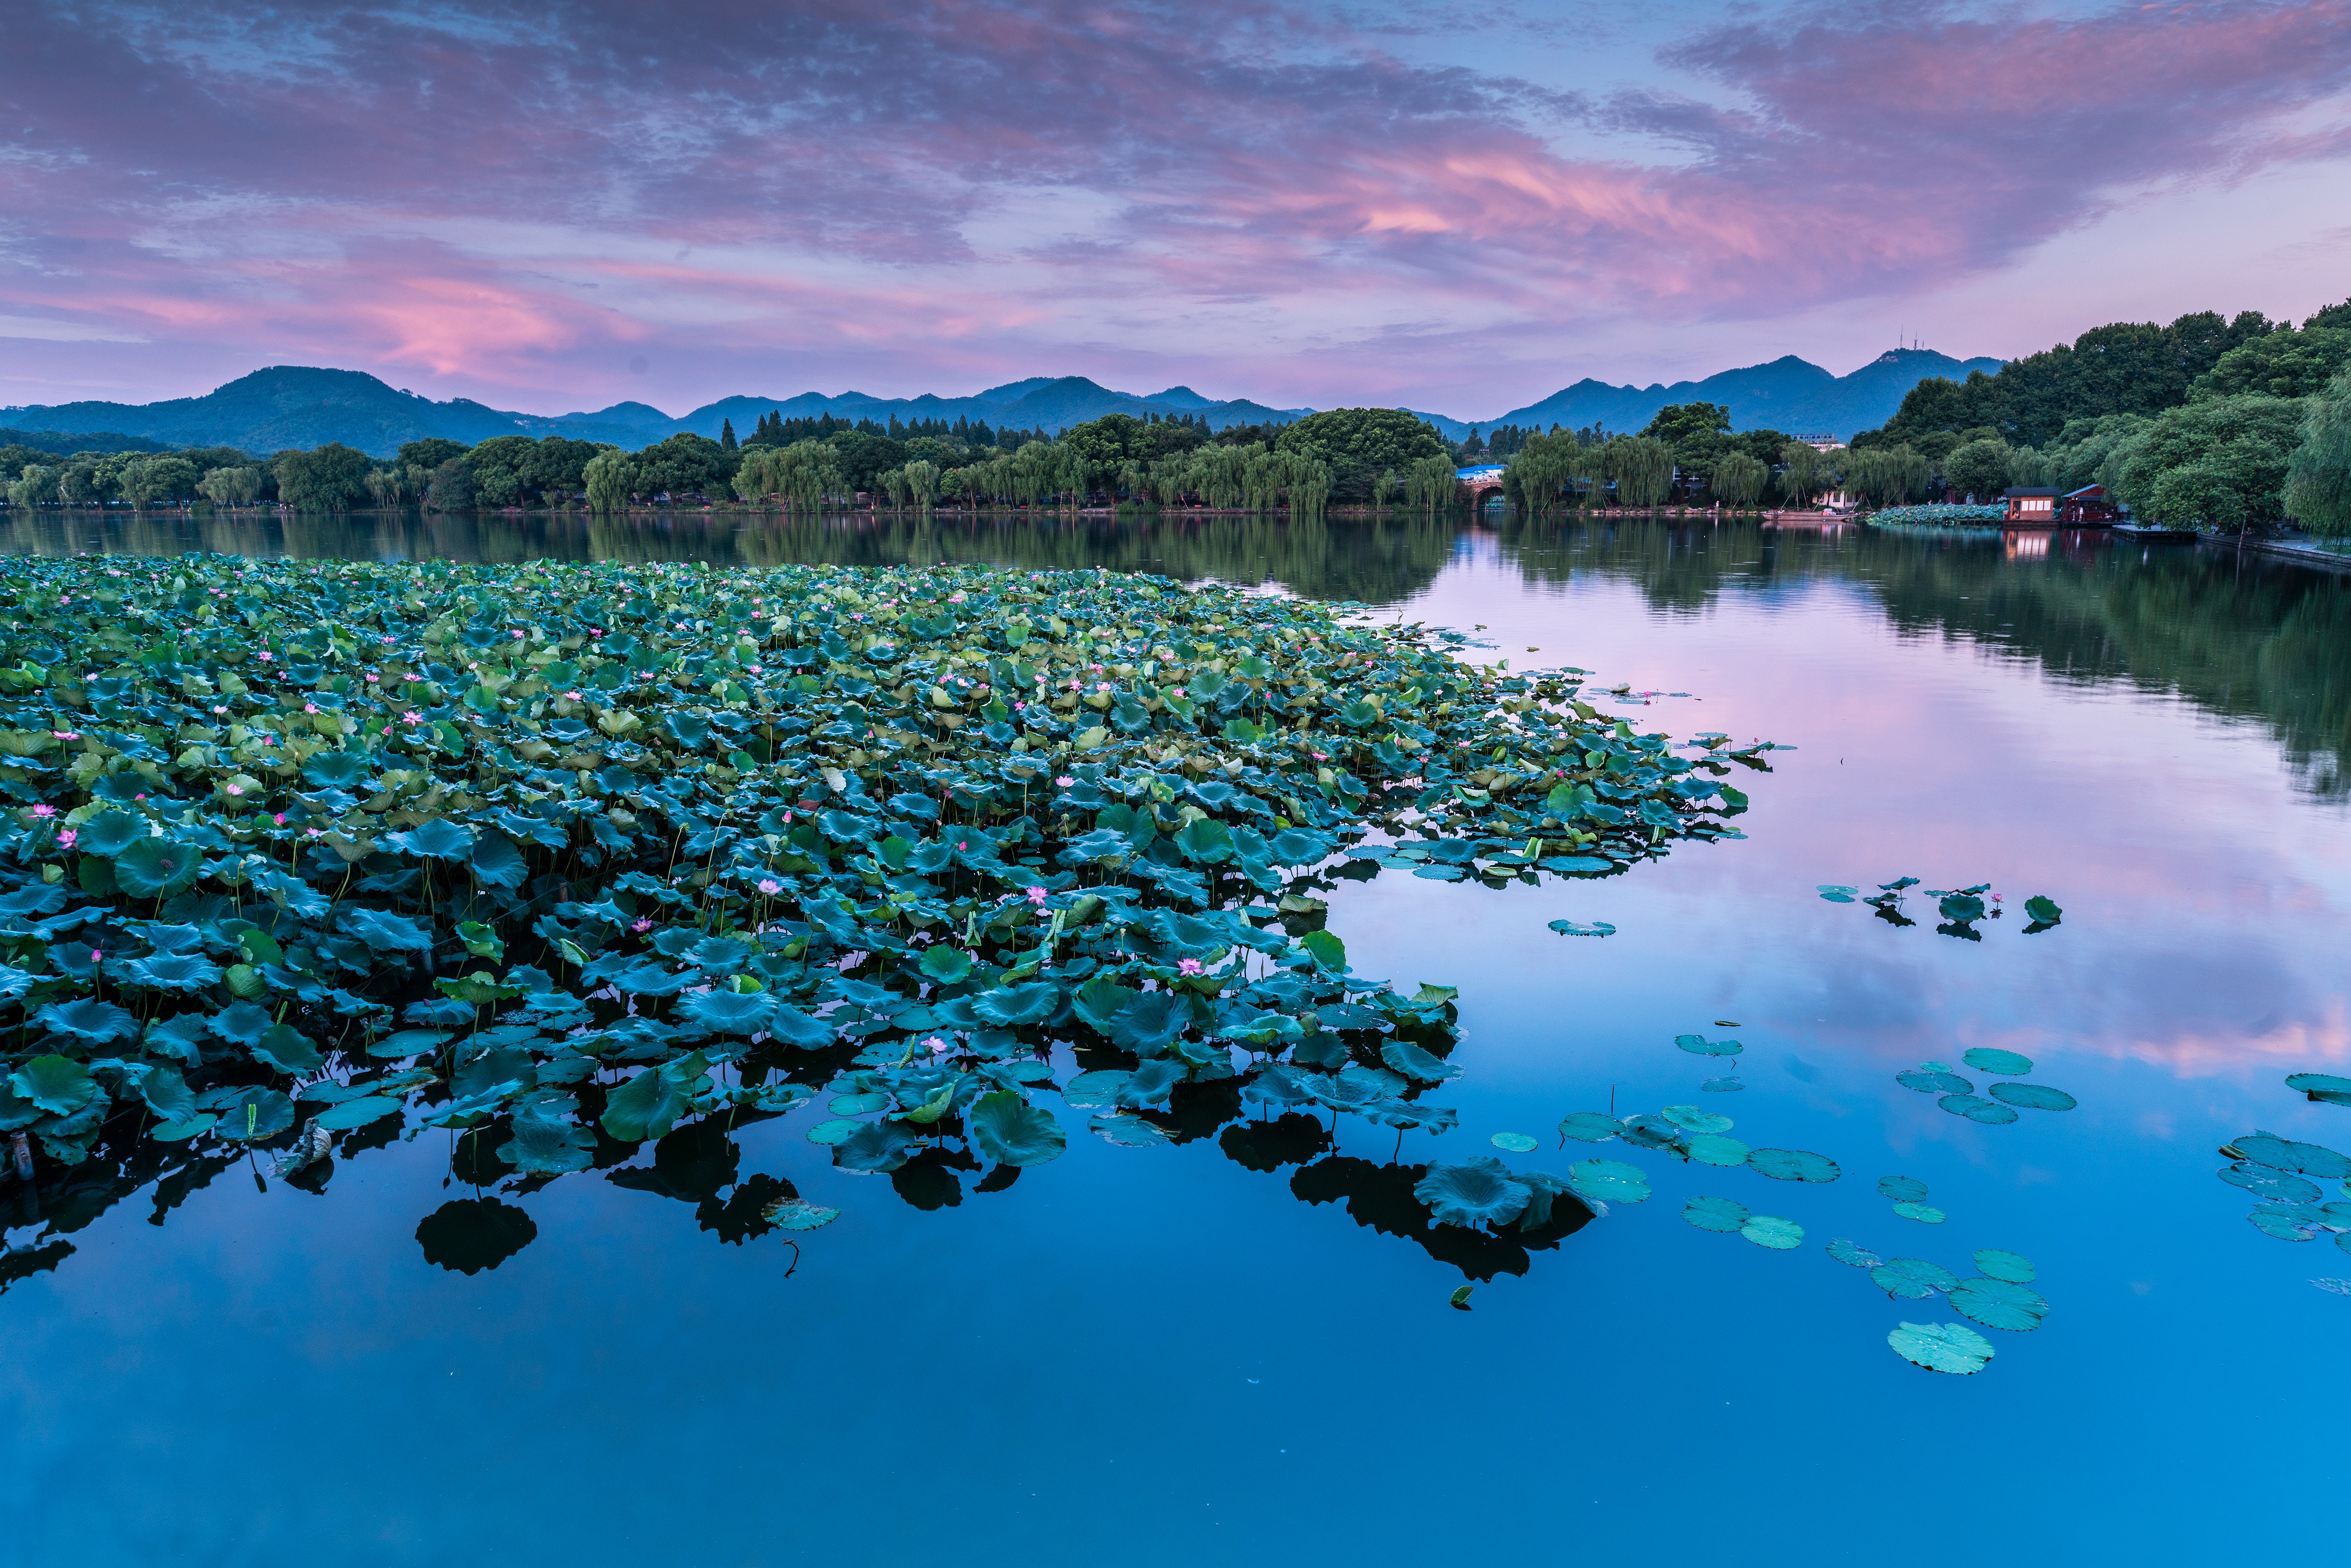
[9,299,2351,532]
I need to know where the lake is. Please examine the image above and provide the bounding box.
[6,508,2349,1565]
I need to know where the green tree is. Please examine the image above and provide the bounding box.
[197,465,264,507]
[1776,443,1824,505]
[2283,367,2351,536]
[397,437,469,470]
[1276,408,1446,502]
[1710,451,1769,509]
[2192,326,2351,401]
[273,443,371,511]
[582,451,637,513]
[1943,438,2012,501]
[1606,435,1676,508]
[2108,395,2307,526]
[426,457,476,512]
[632,433,736,500]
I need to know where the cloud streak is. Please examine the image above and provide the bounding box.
[3,0,2349,410]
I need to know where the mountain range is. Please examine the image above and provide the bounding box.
[0,350,2002,459]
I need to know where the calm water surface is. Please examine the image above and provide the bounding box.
[6,510,2350,1565]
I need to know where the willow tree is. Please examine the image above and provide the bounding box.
[1607,436,1675,509]
[2285,367,2351,535]
[583,451,637,513]
[1776,442,1823,506]
[1402,453,1457,515]
[1712,452,1769,510]
[904,458,941,511]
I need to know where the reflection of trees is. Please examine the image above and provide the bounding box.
[1484,517,2351,798]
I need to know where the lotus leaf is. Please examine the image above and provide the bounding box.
[680,989,776,1036]
[1683,1194,1750,1233]
[115,837,202,898]
[316,1095,404,1132]
[139,1065,195,1123]
[806,1118,863,1145]
[1684,1133,1750,1168]
[35,998,138,1046]
[1990,1082,2077,1112]
[834,1120,919,1172]
[1416,1156,1533,1228]
[1962,1048,2034,1076]
[968,1091,1066,1167]
[151,1114,217,1142]
[253,1023,326,1075]
[601,1063,696,1142]
[2022,895,2061,927]
[389,819,475,860]
[79,810,148,856]
[1746,1147,1839,1182]
[2231,1133,2351,1178]
[1940,1094,2020,1125]
[1381,1040,1461,1083]
[213,1088,295,1142]
[1676,1033,1742,1057]
[1741,1214,1803,1249]
[1972,1249,2035,1284]
[2219,1163,2321,1204]
[920,944,974,985]
[1892,1201,1945,1224]
[1947,1276,2049,1332]
[1897,1068,1971,1094]
[1568,1157,1651,1204]
[2286,1071,2351,1097]
[2250,1206,2320,1241]
[1871,1257,1958,1298]
[1877,1175,1928,1202]
[1826,1238,1882,1269]
[1557,1111,1624,1143]
[1061,1071,1133,1109]
[763,1198,839,1231]
[10,1056,95,1115]
[1090,1114,1171,1147]
[1660,1105,1733,1134]
[1887,1321,1995,1375]
[1489,1132,1539,1154]
[1547,920,1616,937]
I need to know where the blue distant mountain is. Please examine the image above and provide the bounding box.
[0,350,1997,458]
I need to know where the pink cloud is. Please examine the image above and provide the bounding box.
[2,1,2348,408]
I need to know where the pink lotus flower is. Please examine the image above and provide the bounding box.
[257,652,273,662]
[402,711,421,724]
[29,804,53,818]
[1025,886,1047,906]
[564,691,582,701]
[631,917,653,933]
[225,785,243,796]
[273,812,286,825]
[1054,775,1073,788]
[512,630,525,639]
[303,702,319,713]
[56,829,76,849]
[1178,958,1204,977]
[923,1035,949,1053]
[757,878,782,895]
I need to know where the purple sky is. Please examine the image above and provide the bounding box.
[5,0,2350,418]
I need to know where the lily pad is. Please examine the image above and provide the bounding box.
[1684,1133,1750,1167]
[1892,1201,1946,1224]
[1660,1104,1733,1135]
[968,1090,1066,1167]
[1556,1111,1625,1143]
[1950,1276,2050,1332]
[1568,1157,1650,1205]
[1887,1321,1995,1375]
[1676,1033,1742,1057]
[1489,1132,1539,1154]
[1972,1249,2036,1284]
[1878,1175,1928,1202]
[1897,1068,1971,1094]
[1962,1048,2034,1076]
[1826,1238,1883,1269]
[1741,1214,1803,1249]
[1871,1257,1958,1298]
[2219,1163,2321,1204]
[806,1118,864,1146]
[1418,1156,1533,1228]
[762,1198,839,1231]
[1990,1082,2077,1112]
[314,1095,403,1131]
[1746,1147,1839,1183]
[1939,1094,2019,1125]
[1683,1194,1750,1232]
[1089,1114,1171,1147]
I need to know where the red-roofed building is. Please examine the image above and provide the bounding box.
[2004,484,2121,526]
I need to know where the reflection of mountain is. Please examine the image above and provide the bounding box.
[1485,518,2351,799]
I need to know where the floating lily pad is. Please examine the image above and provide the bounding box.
[1660,1104,1733,1135]
[1489,1132,1539,1154]
[1973,1249,2036,1284]
[1888,1321,1995,1375]
[2250,1205,2320,1241]
[805,1118,863,1146]
[314,1095,403,1131]
[1826,1238,1883,1269]
[2286,1072,2351,1102]
[1548,919,1616,937]
[1556,1111,1625,1143]
[967,1090,1066,1167]
[1990,1082,2077,1112]
[1940,1094,2020,1125]
[1742,1214,1803,1249]
[1417,1157,1532,1228]
[1568,1157,1651,1205]
[1747,1147,1839,1183]
[1676,1033,1742,1057]
[1950,1276,2049,1332]
[1684,1133,1751,1168]
[1699,1077,1744,1093]
[2232,1133,2351,1178]
[1962,1048,2034,1076]
[1878,1175,1928,1202]
[1090,1114,1171,1147]
[761,1198,839,1231]
[1682,1194,1750,1233]
[1898,1068,1971,1094]
[1892,1201,1945,1224]
[1871,1257,1958,1298]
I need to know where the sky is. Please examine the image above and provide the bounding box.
[3,0,2349,421]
